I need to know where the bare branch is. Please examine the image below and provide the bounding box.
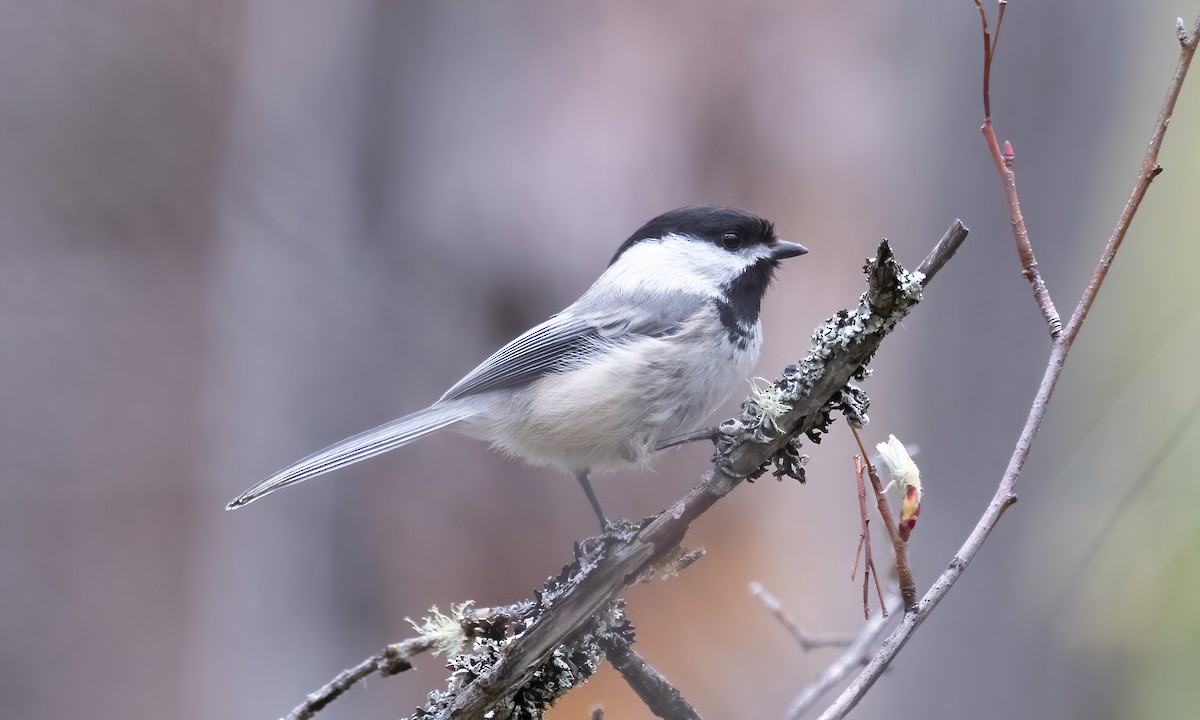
[1063,17,1200,343]
[977,0,1063,338]
[603,640,703,720]
[283,636,434,720]
[974,1,994,119]
[818,14,1200,719]
[784,594,901,720]
[983,130,1063,338]
[915,220,970,279]
[849,455,886,618]
[849,427,917,611]
[750,583,854,651]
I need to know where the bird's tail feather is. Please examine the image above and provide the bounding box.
[226,403,474,509]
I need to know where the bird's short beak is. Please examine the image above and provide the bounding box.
[771,239,809,260]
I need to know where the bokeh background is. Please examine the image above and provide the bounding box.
[3,2,1199,718]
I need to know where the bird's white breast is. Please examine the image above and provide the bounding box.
[463,305,761,473]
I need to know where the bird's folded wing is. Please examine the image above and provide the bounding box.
[438,292,706,402]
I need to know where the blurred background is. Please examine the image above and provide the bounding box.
[2,1,1199,718]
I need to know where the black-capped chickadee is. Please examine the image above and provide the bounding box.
[227,206,807,527]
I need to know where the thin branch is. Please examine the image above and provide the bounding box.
[285,601,534,720]
[818,14,1200,720]
[1062,17,1199,344]
[991,2,1007,59]
[977,0,1062,338]
[984,130,1062,338]
[283,636,434,720]
[850,456,886,618]
[975,0,994,119]
[916,221,971,279]
[603,640,703,720]
[433,221,969,720]
[750,583,855,651]
[850,427,917,611]
[784,594,901,720]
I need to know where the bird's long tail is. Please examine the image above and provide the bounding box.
[226,402,475,509]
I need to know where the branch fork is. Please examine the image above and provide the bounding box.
[819,9,1200,719]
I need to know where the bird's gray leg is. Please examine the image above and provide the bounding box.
[574,469,609,530]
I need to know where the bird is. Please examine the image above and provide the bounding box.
[226,206,807,528]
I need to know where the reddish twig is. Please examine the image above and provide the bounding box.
[818,14,1200,720]
[850,426,918,612]
[850,456,887,618]
[976,0,1062,339]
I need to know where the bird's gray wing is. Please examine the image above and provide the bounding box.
[438,292,707,402]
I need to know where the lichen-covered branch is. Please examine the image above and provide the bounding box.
[603,640,703,720]
[429,221,968,719]
[411,529,638,720]
[849,428,917,611]
[284,221,967,720]
[283,601,541,720]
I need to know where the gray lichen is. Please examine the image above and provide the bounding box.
[407,525,640,720]
[715,242,923,483]
[406,242,929,719]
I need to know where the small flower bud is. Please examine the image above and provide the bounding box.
[875,434,922,541]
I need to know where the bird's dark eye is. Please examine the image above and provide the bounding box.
[721,232,742,250]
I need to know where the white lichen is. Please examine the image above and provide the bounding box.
[748,377,792,432]
[406,602,474,657]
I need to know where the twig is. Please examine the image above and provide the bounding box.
[784,593,901,720]
[433,221,969,719]
[850,456,886,618]
[603,640,704,720]
[976,0,1062,338]
[817,14,1200,720]
[1063,16,1198,343]
[283,636,434,720]
[750,582,854,651]
[285,601,534,720]
[850,427,917,611]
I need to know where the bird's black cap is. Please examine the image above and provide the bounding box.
[610,206,779,265]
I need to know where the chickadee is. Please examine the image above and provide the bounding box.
[227,206,807,527]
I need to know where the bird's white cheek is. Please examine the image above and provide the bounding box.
[601,236,748,296]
